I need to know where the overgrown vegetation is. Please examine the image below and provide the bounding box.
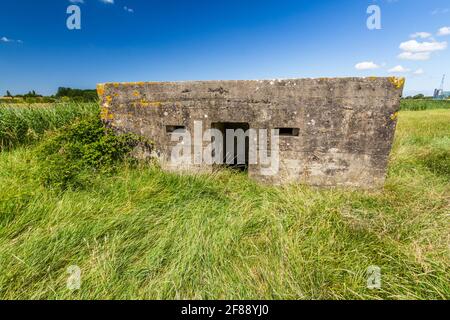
[400,99,450,111]
[1,87,98,104]
[0,102,98,151]
[0,102,448,300]
[35,115,149,190]
[54,87,99,102]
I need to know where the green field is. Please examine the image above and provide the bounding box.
[400,99,450,111]
[0,101,448,299]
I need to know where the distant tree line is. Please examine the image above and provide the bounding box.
[2,87,98,103]
[55,87,98,102]
[403,94,432,100]
[6,90,43,98]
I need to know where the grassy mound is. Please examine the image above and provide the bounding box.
[0,108,448,300]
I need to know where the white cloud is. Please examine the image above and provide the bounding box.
[437,27,450,36]
[399,40,447,52]
[100,0,114,4]
[69,0,84,3]
[355,61,380,70]
[413,69,424,75]
[397,51,431,61]
[388,65,410,73]
[124,6,134,13]
[1,36,22,43]
[410,32,432,39]
[432,8,449,15]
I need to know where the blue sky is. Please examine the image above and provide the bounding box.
[1,0,449,96]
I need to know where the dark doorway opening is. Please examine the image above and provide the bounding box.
[211,122,250,171]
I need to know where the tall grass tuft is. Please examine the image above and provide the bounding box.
[0,102,99,151]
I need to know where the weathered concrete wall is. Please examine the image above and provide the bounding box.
[97,77,404,188]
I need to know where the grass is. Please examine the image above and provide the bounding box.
[0,104,448,300]
[400,99,450,111]
[0,102,98,151]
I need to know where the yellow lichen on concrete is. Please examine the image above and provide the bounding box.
[121,81,147,87]
[133,100,162,108]
[149,101,162,107]
[100,106,114,121]
[388,77,405,89]
[390,112,399,121]
[96,84,105,97]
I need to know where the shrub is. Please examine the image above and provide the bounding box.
[35,115,151,190]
